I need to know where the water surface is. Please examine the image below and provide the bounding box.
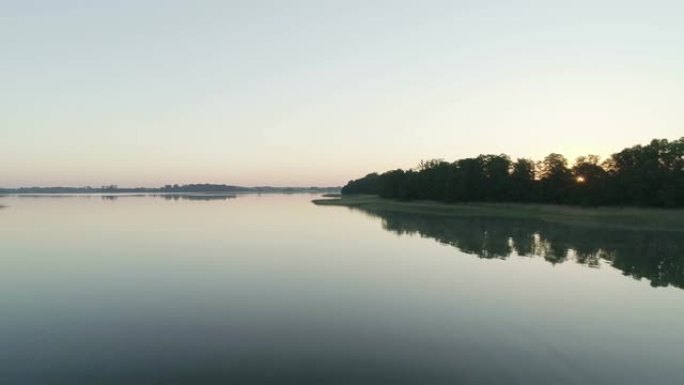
[0,194,682,384]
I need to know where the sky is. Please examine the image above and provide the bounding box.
[1,0,682,187]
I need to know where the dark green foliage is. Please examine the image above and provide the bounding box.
[538,153,572,204]
[341,137,684,207]
[341,173,380,195]
[510,158,536,202]
[571,155,609,206]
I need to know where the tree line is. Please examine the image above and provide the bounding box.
[342,138,684,207]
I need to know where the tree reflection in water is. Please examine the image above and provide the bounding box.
[352,207,684,289]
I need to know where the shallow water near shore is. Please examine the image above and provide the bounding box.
[1,194,683,384]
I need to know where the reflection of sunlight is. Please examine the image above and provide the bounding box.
[576,176,586,183]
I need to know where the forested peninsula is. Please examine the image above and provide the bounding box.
[341,138,684,207]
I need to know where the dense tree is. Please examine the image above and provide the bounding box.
[341,137,684,207]
[609,138,684,207]
[481,154,512,201]
[571,155,609,206]
[341,173,380,195]
[510,158,536,202]
[538,153,572,204]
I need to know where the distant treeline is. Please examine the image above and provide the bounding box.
[342,138,684,207]
[0,184,340,195]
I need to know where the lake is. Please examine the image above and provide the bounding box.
[0,194,682,385]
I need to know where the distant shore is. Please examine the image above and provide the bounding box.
[313,195,684,232]
[0,185,340,195]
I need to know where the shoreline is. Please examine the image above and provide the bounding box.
[313,195,684,232]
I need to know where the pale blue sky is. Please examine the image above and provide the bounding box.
[1,0,682,187]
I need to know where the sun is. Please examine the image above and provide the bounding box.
[576,176,586,183]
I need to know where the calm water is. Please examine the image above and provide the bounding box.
[1,194,683,385]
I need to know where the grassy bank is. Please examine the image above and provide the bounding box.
[313,195,684,232]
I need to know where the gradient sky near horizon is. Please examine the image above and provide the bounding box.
[1,0,682,187]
